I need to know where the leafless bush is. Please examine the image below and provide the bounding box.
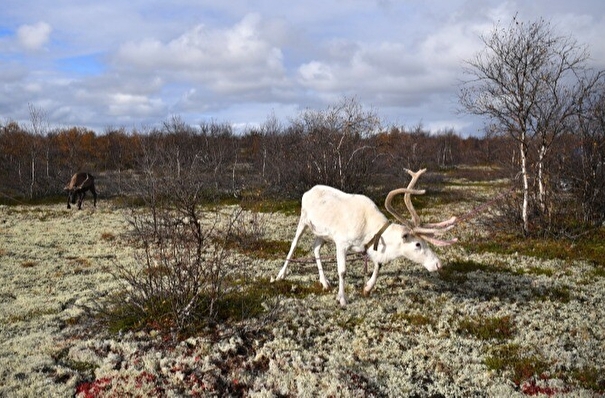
[282,96,382,194]
[225,207,267,249]
[120,211,226,328]
[103,134,259,336]
[567,87,605,226]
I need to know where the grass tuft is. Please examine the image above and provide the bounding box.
[467,229,605,267]
[571,365,605,392]
[391,312,434,328]
[226,237,302,259]
[485,344,550,386]
[458,315,515,340]
[439,259,496,282]
[532,285,571,303]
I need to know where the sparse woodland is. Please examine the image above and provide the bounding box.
[1,91,604,234]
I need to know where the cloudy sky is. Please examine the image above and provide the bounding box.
[1,1,604,136]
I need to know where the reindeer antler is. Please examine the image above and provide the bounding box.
[385,168,457,247]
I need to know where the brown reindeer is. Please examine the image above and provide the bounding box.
[64,172,97,210]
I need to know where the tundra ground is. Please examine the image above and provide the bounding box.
[0,183,603,397]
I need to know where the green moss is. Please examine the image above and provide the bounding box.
[337,315,364,331]
[467,229,605,267]
[485,344,550,385]
[439,259,497,282]
[112,196,148,208]
[391,312,434,327]
[7,307,61,323]
[0,195,66,207]
[240,198,301,216]
[52,347,98,380]
[589,267,605,278]
[458,315,515,340]
[571,365,605,392]
[532,285,571,303]
[213,278,325,323]
[226,237,304,259]
[101,295,166,335]
[526,266,554,277]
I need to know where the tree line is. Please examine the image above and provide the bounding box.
[1,95,603,232]
[0,105,502,200]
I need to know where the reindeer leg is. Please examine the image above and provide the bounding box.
[312,237,330,289]
[275,220,307,281]
[336,247,348,306]
[77,192,85,210]
[363,262,382,296]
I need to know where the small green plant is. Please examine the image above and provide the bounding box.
[222,207,305,259]
[7,307,60,323]
[52,347,98,381]
[439,259,495,282]
[337,315,364,331]
[571,365,605,392]
[458,315,515,340]
[589,267,605,278]
[240,196,301,216]
[485,344,550,386]
[532,285,571,303]
[467,229,605,267]
[526,266,554,277]
[391,312,434,327]
[226,236,300,259]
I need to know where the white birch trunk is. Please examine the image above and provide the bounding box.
[520,138,530,234]
[538,144,546,212]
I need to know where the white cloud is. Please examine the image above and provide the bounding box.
[115,13,287,96]
[298,61,334,87]
[17,21,52,51]
[1,1,604,134]
[107,93,163,117]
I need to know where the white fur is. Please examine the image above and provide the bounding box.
[275,185,441,306]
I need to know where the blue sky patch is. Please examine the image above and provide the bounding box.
[56,54,105,76]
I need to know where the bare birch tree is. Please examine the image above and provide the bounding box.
[290,96,381,192]
[27,104,49,198]
[459,16,603,234]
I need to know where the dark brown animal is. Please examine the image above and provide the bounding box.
[64,172,97,210]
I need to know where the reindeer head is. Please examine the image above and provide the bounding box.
[384,168,457,271]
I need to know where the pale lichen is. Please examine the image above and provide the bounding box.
[0,200,604,396]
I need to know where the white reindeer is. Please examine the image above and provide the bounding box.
[274,169,457,306]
